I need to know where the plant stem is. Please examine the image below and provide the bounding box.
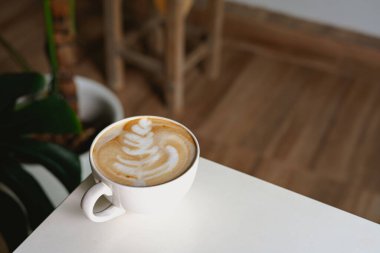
[48,0,79,113]
[43,0,59,94]
[0,34,32,72]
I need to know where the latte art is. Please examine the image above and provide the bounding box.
[113,118,179,186]
[93,117,196,186]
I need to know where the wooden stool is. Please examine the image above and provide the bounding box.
[104,0,224,115]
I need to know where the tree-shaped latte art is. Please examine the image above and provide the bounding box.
[112,118,179,186]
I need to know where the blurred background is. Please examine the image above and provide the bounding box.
[1,0,380,251]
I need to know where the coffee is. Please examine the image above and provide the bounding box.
[92,116,196,187]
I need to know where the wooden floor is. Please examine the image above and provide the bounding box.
[1,0,380,232]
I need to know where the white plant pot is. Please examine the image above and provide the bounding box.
[24,76,124,207]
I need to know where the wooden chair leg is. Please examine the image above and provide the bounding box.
[207,0,224,79]
[166,0,185,116]
[104,0,124,90]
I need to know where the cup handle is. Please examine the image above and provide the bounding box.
[81,182,125,222]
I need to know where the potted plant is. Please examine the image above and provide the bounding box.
[0,0,124,251]
[34,0,123,205]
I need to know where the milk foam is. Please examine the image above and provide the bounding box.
[94,117,196,186]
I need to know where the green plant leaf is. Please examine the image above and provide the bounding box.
[0,157,54,229]
[0,191,28,251]
[0,72,45,114]
[4,94,82,135]
[8,138,81,192]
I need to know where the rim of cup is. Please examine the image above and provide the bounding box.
[89,115,200,189]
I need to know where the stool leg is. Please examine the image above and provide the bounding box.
[207,0,224,79]
[104,0,124,90]
[166,0,185,116]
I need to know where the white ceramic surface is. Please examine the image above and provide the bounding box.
[24,76,124,207]
[15,158,380,253]
[81,116,200,222]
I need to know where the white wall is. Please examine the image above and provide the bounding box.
[228,0,380,38]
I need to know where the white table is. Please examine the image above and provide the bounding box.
[15,158,380,253]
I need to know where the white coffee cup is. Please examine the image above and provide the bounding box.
[81,116,200,222]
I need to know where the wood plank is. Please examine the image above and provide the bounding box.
[265,74,348,167]
[225,39,340,75]
[199,56,285,140]
[186,50,252,129]
[347,88,380,192]
[312,80,380,181]
[199,135,258,176]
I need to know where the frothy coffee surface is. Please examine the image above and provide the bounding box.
[93,117,196,187]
